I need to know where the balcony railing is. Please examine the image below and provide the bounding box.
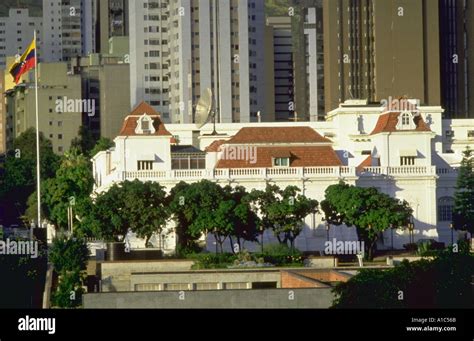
[116,166,440,183]
[436,168,459,176]
[359,166,437,176]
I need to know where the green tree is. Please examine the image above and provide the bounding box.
[121,180,169,247]
[70,126,96,156]
[51,270,85,308]
[170,181,256,254]
[332,252,474,309]
[186,181,232,253]
[249,184,282,247]
[230,186,259,251]
[269,186,318,249]
[79,184,130,242]
[321,182,412,260]
[89,137,115,158]
[168,181,201,254]
[453,147,474,235]
[49,236,89,273]
[25,149,94,230]
[251,184,318,249]
[0,128,59,225]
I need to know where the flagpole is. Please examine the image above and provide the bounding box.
[34,29,41,230]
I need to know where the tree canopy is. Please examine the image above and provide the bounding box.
[453,147,474,234]
[0,128,59,225]
[250,184,318,249]
[70,126,96,157]
[332,251,474,309]
[79,180,169,246]
[25,149,94,230]
[89,137,115,158]
[321,182,412,260]
[169,181,260,254]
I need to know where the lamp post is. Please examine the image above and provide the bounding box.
[260,226,265,253]
[214,228,218,254]
[408,221,414,244]
[325,221,330,242]
[450,223,454,245]
[390,223,394,251]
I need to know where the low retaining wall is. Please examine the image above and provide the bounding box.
[100,260,195,292]
[83,288,334,309]
[304,257,336,268]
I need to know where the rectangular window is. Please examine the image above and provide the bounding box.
[164,283,189,291]
[171,157,205,170]
[195,283,218,291]
[400,157,415,166]
[438,205,453,222]
[273,157,290,167]
[224,282,248,290]
[135,284,160,292]
[137,161,153,171]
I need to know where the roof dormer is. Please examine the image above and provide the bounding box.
[135,114,156,135]
[396,111,417,131]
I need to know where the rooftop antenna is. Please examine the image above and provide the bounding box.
[348,88,355,100]
[195,88,217,135]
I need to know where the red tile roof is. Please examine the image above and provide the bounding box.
[216,146,342,168]
[205,139,228,152]
[356,155,380,172]
[227,127,331,144]
[129,101,160,116]
[370,112,431,135]
[118,102,172,137]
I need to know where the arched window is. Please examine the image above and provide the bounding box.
[438,197,454,222]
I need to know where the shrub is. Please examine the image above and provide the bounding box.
[256,243,304,266]
[187,253,238,269]
[176,243,203,257]
[49,236,90,273]
[416,241,432,256]
[51,270,85,308]
[332,252,474,309]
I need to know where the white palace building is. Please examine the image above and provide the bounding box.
[92,100,474,253]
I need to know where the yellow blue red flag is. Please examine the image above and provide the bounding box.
[9,39,36,84]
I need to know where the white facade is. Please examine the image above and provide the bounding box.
[0,8,42,69]
[92,101,474,253]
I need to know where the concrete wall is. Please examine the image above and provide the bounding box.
[281,272,326,288]
[131,270,281,292]
[100,260,195,292]
[83,288,334,308]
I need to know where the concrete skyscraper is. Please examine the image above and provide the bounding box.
[264,17,294,122]
[42,0,98,62]
[322,0,441,111]
[439,0,474,119]
[292,0,325,121]
[129,0,265,124]
[0,8,42,69]
[98,0,129,54]
[129,0,171,120]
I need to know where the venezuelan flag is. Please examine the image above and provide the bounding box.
[9,39,36,84]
